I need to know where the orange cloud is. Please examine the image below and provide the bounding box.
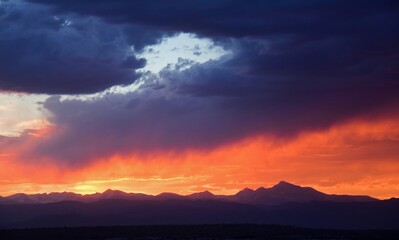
[1,117,399,199]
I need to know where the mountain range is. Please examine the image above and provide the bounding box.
[0,181,398,229]
[0,181,377,205]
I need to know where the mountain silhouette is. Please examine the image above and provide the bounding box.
[187,190,214,199]
[1,181,396,229]
[0,181,378,205]
[233,181,376,205]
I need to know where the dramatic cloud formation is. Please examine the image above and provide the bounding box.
[19,40,399,165]
[0,0,398,196]
[1,118,399,198]
[1,0,398,160]
[0,0,151,94]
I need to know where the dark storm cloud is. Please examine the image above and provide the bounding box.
[26,0,399,39]
[0,0,153,94]
[4,0,397,95]
[160,44,399,135]
[28,93,244,165]
[28,37,399,165]
[3,0,399,165]
[23,0,399,93]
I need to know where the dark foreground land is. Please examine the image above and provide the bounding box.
[1,225,398,240]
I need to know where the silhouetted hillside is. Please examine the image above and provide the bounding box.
[1,182,395,230]
[0,181,378,205]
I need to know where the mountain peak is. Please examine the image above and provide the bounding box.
[157,192,184,199]
[195,190,213,196]
[101,189,128,198]
[103,189,118,193]
[255,187,266,192]
[235,188,254,198]
[187,191,214,199]
[275,181,298,187]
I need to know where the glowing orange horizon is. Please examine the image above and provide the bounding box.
[1,117,399,199]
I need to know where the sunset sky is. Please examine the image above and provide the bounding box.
[0,0,398,199]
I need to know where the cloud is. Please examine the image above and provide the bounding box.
[0,0,154,94]
[3,0,398,94]
[16,58,399,166]
[1,0,399,166]
[26,0,399,39]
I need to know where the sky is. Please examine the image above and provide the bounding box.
[0,0,399,199]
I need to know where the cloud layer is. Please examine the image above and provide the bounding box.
[0,0,150,94]
[1,0,399,166]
